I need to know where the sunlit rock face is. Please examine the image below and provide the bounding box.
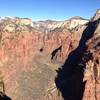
[82,11,100,100]
[0,9,99,100]
[92,9,100,21]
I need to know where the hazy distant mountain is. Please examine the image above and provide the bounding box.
[0,15,88,33]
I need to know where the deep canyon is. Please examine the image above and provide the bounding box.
[0,9,99,100]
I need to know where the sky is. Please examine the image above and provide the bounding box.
[0,0,100,21]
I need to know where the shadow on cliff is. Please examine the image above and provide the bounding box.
[55,18,100,100]
[0,92,12,100]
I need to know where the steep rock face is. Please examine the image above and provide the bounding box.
[82,16,100,100]
[92,9,100,21]
[0,16,88,62]
[55,9,100,100]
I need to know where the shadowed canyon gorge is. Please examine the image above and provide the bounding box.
[0,9,99,100]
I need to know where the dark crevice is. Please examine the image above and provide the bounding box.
[0,92,12,100]
[55,18,100,100]
[96,59,99,65]
[0,79,12,100]
[40,48,44,52]
[51,46,62,62]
